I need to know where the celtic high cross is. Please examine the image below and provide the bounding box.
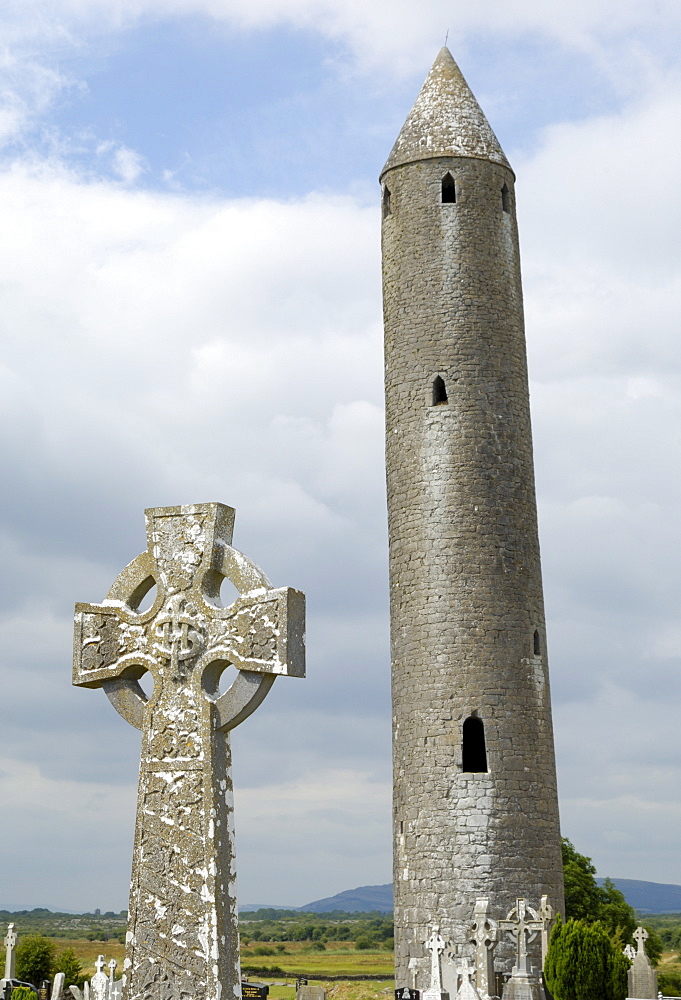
[73,504,305,1000]
[499,899,543,976]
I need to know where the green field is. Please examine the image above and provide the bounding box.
[241,945,393,977]
[261,981,394,1000]
[43,939,393,988]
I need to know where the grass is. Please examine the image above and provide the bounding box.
[50,940,393,988]
[261,982,394,1000]
[50,939,125,978]
[241,944,393,977]
[658,951,681,997]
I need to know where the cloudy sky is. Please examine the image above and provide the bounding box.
[0,0,680,913]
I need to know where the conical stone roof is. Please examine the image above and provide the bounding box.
[381,47,511,177]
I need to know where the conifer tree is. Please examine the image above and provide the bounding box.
[544,918,629,1000]
[53,948,85,989]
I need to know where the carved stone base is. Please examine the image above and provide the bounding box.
[500,972,543,1000]
[423,990,449,1000]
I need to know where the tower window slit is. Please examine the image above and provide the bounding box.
[462,716,488,773]
[382,185,392,218]
[441,173,456,203]
[501,182,510,213]
[533,630,541,655]
[432,376,448,405]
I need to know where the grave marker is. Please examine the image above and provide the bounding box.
[240,984,269,999]
[4,925,17,982]
[395,989,420,1000]
[499,901,542,1000]
[423,926,449,1000]
[52,973,65,1000]
[628,926,658,1000]
[73,503,305,1000]
[469,899,497,999]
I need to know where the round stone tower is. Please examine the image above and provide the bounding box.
[380,48,564,987]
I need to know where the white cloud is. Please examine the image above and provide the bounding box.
[96,141,148,183]
[17,0,681,73]
[235,768,391,901]
[0,755,133,818]
[0,756,137,910]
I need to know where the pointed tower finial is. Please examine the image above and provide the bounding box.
[381,47,511,178]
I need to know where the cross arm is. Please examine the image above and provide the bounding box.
[203,587,305,677]
[73,602,153,688]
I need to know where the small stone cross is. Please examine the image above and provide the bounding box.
[90,956,108,1000]
[538,895,554,968]
[423,925,447,1000]
[457,958,475,984]
[4,923,17,981]
[499,899,543,976]
[107,959,117,1000]
[455,960,480,1000]
[73,504,305,1000]
[634,926,649,955]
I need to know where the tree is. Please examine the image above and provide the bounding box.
[544,917,629,1000]
[53,948,85,988]
[597,879,636,940]
[15,935,56,986]
[561,839,636,939]
[562,840,602,922]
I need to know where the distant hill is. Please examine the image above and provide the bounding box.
[7,876,681,919]
[298,878,681,915]
[596,878,681,914]
[300,884,393,913]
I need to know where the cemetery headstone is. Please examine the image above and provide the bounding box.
[423,926,449,1000]
[395,988,420,1000]
[240,984,269,1000]
[73,503,305,1000]
[455,959,481,1000]
[89,959,107,1000]
[628,927,658,1000]
[469,899,497,999]
[4,925,17,982]
[106,962,118,1000]
[537,897,554,969]
[499,900,542,1000]
[52,973,65,1000]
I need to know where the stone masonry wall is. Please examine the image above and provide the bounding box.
[381,154,564,986]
